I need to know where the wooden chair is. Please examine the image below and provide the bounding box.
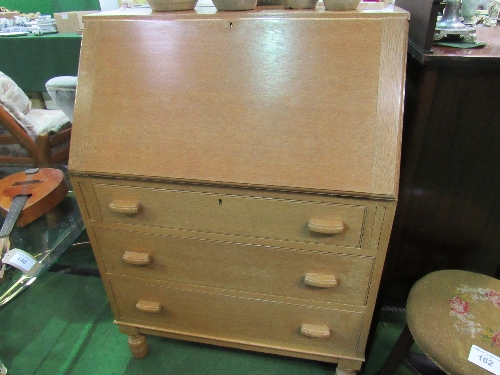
[0,71,72,166]
[378,270,500,375]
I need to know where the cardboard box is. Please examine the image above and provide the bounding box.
[54,11,99,33]
[77,11,99,30]
[54,12,80,33]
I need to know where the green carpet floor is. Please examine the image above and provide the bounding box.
[0,237,419,375]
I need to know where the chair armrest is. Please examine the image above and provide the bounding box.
[34,125,72,165]
[49,126,72,146]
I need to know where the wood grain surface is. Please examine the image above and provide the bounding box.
[94,226,375,306]
[71,7,408,198]
[69,6,408,372]
[92,182,367,247]
[108,274,364,359]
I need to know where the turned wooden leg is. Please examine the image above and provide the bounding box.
[335,366,356,375]
[376,325,414,375]
[335,359,360,375]
[128,334,148,358]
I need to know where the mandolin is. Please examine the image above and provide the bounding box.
[0,168,68,280]
[0,168,68,229]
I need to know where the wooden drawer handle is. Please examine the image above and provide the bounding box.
[136,300,161,314]
[300,324,331,338]
[307,219,344,234]
[108,200,141,214]
[123,251,151,266]
[304,273,338,288]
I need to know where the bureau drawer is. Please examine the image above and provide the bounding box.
[93,184,366,248]
[109,275,364,358]
[95,227,374,306]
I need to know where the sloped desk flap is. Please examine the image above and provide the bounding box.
[70,8,408,198]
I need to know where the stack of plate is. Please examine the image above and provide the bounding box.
[33,18,57,34]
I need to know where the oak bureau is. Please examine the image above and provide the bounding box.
[69,4,409,374]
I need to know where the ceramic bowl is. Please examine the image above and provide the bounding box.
[212,0,257,10]
[323,0,360,10]
[283,0,318,9]
[147,0,198,11]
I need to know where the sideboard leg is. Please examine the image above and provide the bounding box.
[128,334,148,358]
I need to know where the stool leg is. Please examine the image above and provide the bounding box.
[377,324,414,375]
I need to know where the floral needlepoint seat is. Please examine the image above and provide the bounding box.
[378,270,500,375]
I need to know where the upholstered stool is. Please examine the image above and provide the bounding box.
[45,76,77,122]
[378,270,500,375]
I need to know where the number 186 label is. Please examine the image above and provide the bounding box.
[469,345,500,375]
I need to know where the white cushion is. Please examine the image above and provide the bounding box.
[26,109,70,136]
[0,96,37,139]
[0,71,31,114]
[0,71,70,141]
[0,72,71,159]
[0,71,37,139]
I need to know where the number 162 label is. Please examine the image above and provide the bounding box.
[469,345,500,375]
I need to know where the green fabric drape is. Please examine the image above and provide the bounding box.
[0,33,81,92]
[1,0,100,16]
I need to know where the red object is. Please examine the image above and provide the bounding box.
[449,296,469,315]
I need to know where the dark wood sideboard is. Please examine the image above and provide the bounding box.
[381,11,500,302]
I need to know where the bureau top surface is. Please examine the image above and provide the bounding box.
[70,5,408,198]
[86,3,409,20]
